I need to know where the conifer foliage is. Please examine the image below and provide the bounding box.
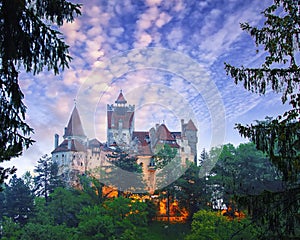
[225,0,299,237]
[0,0,81,186]
[33,154,61,203]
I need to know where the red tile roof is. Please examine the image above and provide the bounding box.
[156,124,175,141]
[132,131,152,155]
[51,139,86,153]
[107,110,134,129]
[115,90,127,104]
[63,106,86,138]
[185,119,197,131]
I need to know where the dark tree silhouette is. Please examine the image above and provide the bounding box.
[225,0,299,237]
[0,0,81,187]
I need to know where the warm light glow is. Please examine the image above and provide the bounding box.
[156,198,189,222]
[221,206,246,220]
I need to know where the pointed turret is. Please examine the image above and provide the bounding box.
[186,119,197,131]
[115,90,127,104]
[63,106,86,139]
[107,90,135,146]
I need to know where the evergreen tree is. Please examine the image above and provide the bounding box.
[22,171,34,191]
[154,144,177,170]
[208,143,281,213]
[199,148,209,166]
[105,146,145,195]
[160,163,211,221]
[0,0,81,185]
[225,0,299,237]
[33,154,62,203]
[4,175,34,225]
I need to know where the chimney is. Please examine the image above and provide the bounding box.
[54,134,59,149]
[181,119,185,137]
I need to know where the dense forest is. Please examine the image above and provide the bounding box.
[1,142,297,239]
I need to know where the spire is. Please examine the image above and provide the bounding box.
[115,90,127,104]
[186,119,197,131]
[63,105,86,139]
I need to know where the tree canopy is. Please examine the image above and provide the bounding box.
[225,0,299,183]
[225,0,299,237]
[0,0,81,187]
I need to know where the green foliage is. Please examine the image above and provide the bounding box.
[186,210,259,240]
[1,175,34,225]
[199,148,209,165]
[105,146,145,194]
[225,0,300,182]
[0,0,81,185]
[224,0,299,237]
[107,146,142,173]
[29,197,55,225]
[33,154,62,203]
[146,222,191,240]
[0,216,23,240]
[159,163,211,221]
[77,205,115,240]
[77,197,149,240]
[47,187,83,227]
[20,223,77,240]
[79,174,106,205]
[208,143,280,203]
[154,144,177,170]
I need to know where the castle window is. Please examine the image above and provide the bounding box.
[81,162,83,166]
[118,119,123,129]
[181,147,184,152]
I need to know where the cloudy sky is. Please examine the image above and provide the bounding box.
[6,0,290,176]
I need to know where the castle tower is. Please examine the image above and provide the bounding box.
[181,119,198,165]
[52,105,87,186]
[107,90,135,147]
[63,105,87,142]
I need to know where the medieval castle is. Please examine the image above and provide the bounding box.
[51,91,198,193]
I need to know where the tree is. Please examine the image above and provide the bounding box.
[79,174,107,205]
[77,197,150,240]
[208,143,282,216]
[159,163,211,221]
[199,148,209,166]
[154,144,177,170]
[33,154,62,203]
[186,210,259,240]
[20,223,76,240]
[225,0,299,237]
[47,187,84,227]
[0,0,81,186]
[105,146,145,195]
[3,175,34,225]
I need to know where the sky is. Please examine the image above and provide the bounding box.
[5,0,290,176]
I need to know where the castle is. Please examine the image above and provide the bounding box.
[51,91,198,193]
